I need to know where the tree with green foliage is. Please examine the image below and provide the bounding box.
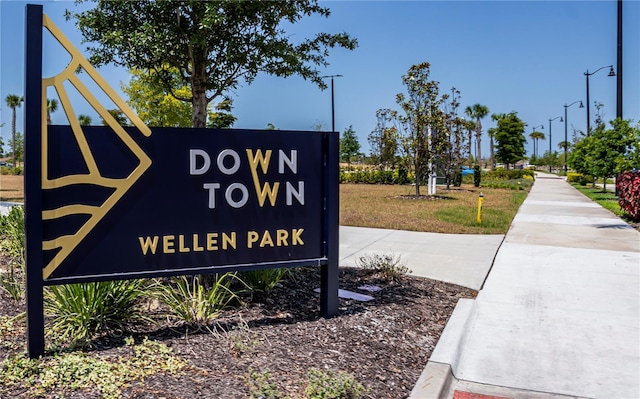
[438,87,467,187]
[465,103,489,165]
[10,132,24,164]
[539,150,561,172]
[340,125,360,166]
[69,1,357,128]
[100,109,128,126]
[493,112,526,169]
[569,119,640,191]
[78,114,92,125]
[46,98,58,125]
[489,113,507,168]
[464,119,475,165]
[529,130,545,158]
[396,62,445,196]
[368,108,399,169]
[0,135,5,158]
[122,68,236,128]
[206,98,236,129]
[5,94,23,167]
[122,68,192,127]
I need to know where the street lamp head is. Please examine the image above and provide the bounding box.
[579,101,584,108]
[608,67,615,77]
[319,74,343,79]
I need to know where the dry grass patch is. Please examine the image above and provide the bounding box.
[0,175,24,202]
[340,183,527,234]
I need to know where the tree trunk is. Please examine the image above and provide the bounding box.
[489,136,495,169]
[476,120,482,166]
[468,130,473,166]
[11,108,16,167]
[191,64,208,128]
[414,157,421,197]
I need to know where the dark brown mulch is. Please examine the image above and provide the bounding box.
[0,264,476,399]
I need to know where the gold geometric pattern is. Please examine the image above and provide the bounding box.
[41,14,152,279]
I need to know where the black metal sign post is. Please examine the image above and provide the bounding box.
[24,4,339,358]
[321,132,339,317]
[24,4,45,358]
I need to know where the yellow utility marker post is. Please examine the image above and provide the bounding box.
[477,192,484,224]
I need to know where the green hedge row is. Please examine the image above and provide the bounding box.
[0,166,23,175]
[339,168,414,185]
[484,169,534,180]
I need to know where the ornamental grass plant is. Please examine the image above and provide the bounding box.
[153,273,241,328]
[44,279,149,348]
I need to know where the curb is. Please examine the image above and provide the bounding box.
[408,361,455,399]
[409,298,476,398]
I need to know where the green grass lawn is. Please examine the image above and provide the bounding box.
[570,183,625,217]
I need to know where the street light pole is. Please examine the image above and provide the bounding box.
[320,74,343,132]
[563,101,584,173]
[548,116,563,173]
[584,65,615,135]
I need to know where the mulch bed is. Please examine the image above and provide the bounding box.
[0,263,477,398]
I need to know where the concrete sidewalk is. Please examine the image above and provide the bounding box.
[339,226,503,290]
[411,173,640,398]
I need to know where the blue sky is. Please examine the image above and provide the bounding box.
[1,0,638,158]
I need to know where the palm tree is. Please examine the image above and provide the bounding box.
[78,114,92,125]
[5,94,23,167]
[465,119,476,166]
[465,104,489,166]
[46,98,59,125]
[529,131,545,158]
[487,127,497,168]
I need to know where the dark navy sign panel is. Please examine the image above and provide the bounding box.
[43,126,325,281]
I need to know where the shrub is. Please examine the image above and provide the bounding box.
[473,165,481,187]
[0,206,25,301]
[480,178,532,191]
[305,369,364,399]
[453,170,462,187]
[241,268,287,295]
[245,370,287,399]
[567,172,582,183]
[45,279,149,347]
[579,175,593,186]
[153,273,240,327]
[617,171,640,222]
[0,166,23,175]
[340,167,414,185]
[0,205,24,261]
[355,253,410,282]
[394,165,411,185]
[485,169,535,180]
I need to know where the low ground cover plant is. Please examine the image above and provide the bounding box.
[0,337,185,399]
